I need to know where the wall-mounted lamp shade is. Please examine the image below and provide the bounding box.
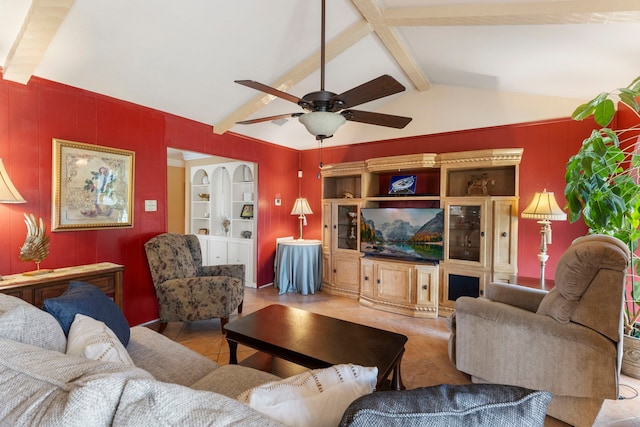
[298,112,346,138]
[521,189,566,221]
[0,159,26,203]
[290,198,313,216]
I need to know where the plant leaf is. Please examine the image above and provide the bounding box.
[619,90,640,113]
[594,99,616,127]
[572,102,595,121]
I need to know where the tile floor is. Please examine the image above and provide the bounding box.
[152,286,640,427]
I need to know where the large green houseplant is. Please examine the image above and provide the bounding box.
[565,76,640,342]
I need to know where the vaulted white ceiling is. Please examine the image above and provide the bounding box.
[2,0,640,150]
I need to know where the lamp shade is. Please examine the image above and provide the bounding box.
[0,159,26,203]
[291,198,313,216]
[298,112,346,138]
[521,189,566,221]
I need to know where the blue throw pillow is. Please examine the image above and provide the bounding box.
[339,384,552,427]
[43,281,130,346]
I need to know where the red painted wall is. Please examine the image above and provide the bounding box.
[1,73,608,325]
[0,75,300,325]
[298,119,597,280]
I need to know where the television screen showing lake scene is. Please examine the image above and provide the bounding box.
[360,208,444,262]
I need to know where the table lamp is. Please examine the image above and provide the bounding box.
[291,198,312,240]
[0,158,27,280]
[521,189,566,286]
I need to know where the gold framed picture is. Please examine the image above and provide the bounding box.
[52,139,135,231]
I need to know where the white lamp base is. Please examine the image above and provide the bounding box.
[537,220,551,288]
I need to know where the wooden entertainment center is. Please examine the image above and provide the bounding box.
[320,148,522,317]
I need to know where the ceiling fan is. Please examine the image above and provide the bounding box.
[234,0,412,140]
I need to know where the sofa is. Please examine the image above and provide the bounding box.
[0,289,287,426]
[0,282,553,426]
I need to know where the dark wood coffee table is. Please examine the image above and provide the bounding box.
[224,304,408,390]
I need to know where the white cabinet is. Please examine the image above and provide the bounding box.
[228,238,254,286]
[200,237,254,287]
[231,165,255,239]
[206,236,229,266]
[189,162,257,287]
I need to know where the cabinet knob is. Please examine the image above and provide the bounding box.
[333,225,337,229]
[480,231,485,237]
[364,276,369,281]
[377,279,381,284]
[423,284,428,290]
[333,269,337,273]
[501,231,507,238]
[324,224,328,228]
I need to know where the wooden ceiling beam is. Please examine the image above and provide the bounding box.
[383,0,640,26]
[351,0,429,92]
[213,21,372,135]
[3,0,75,84]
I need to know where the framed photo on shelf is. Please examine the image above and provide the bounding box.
[52,139,135,231]
[240,204,254,219]
[388,175,417,195]
[198,228,209,235]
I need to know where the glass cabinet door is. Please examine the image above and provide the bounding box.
[334,203,359,251]
[447,200,486,264]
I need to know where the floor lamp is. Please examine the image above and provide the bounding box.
[521,189,566,287]
[0,159,27,280]
[291,197,312,240]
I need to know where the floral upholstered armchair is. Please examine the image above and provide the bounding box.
[144,233,244,333]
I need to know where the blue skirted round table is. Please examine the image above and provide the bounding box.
[274,239,322,295]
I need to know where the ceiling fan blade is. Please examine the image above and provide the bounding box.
[235,80,302,105]
[331,75,406,110]
[342,109,412,129]
[236,113,302,125]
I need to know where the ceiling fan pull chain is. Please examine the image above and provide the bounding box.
[317,137,324,179]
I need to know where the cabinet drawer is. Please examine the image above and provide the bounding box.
[33,276,115,308]
[34,283,72,307]
[3,289,34,304]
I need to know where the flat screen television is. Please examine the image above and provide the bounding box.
[360,208,444,262]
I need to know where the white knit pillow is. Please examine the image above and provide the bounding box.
[66,313,134,366]
[237,364,377,427]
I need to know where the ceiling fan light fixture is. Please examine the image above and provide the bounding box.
[299,112,346,138]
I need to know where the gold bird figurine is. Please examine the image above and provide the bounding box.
[19,213,52,274]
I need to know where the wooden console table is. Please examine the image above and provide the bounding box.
[0,262,124,309]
